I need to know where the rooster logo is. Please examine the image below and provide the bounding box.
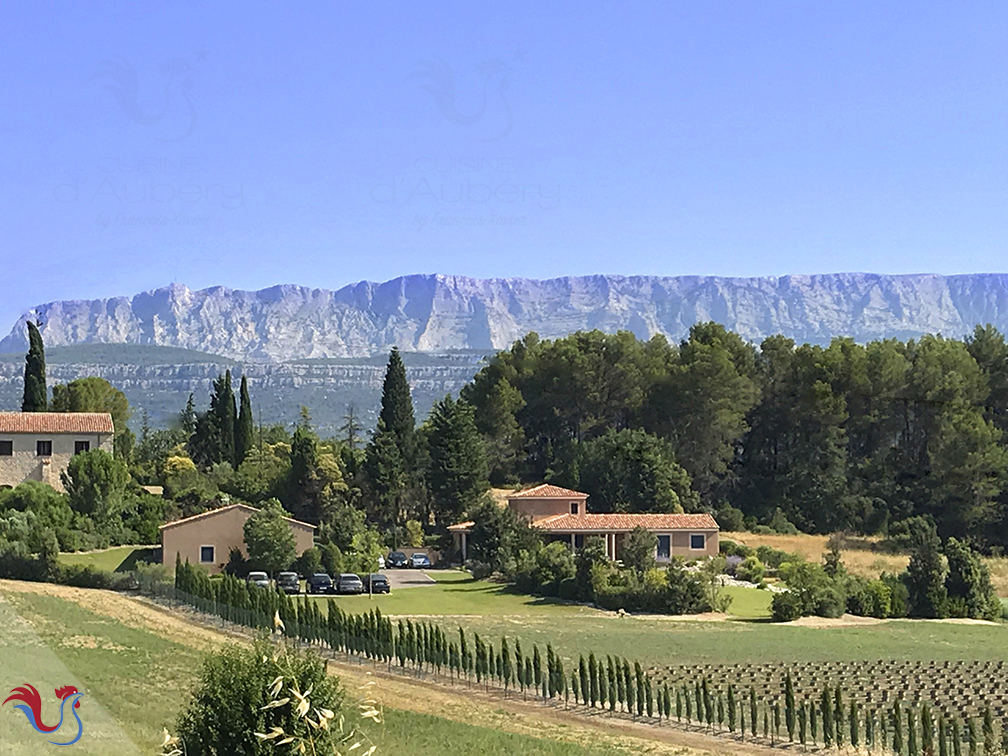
[3,684,84,746]
[405,55,515,142]
[89,55,198,142]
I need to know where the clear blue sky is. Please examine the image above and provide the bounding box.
[2,1,1007,332]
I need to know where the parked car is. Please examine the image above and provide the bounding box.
[336,573,365,594]
[377,555,385,570]
[386,551,408,569]
[364,573,391,594]
[247,571,270,589]
[276,571,301,595]
[307,573,334,594]
[410,553,432,569]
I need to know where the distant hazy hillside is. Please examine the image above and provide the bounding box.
[0,344,485,433]
[5,273,1008,361]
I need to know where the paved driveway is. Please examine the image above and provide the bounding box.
[381,569,436,589]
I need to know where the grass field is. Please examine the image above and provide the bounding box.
[0,582,671,756]
[309,570,774,619]
[58,546,157,573]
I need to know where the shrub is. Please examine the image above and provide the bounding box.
[756,545,803,570]
[176,638,345,756]
[719,539,753,558]
[767,508,799,535]
[771,591,803,622]
[812,586,845,618]
[715,505,745,532]
[735,555,765,584]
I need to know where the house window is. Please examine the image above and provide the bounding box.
[200,545,215,564]
[570,501,579,515]
[74,440,90,455]
[690,533,706,550]
[657,535,671,560]
[36,440,52,457]
[574,534,584,549]
[0,441,12,456]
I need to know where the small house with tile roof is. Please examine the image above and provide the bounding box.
[0,412,115,492]
[449,483,718,563]
[160,503,316,574]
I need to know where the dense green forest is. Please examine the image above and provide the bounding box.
[462,323,1008,551]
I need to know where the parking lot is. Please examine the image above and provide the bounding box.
[380,568,436,589]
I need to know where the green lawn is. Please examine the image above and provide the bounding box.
[376,708,638,755]
[312,570,608,617]
[313,570,774,620]
[58,546,156,573]
[0,587,645,756]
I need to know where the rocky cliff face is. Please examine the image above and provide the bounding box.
[4,273,1008,360]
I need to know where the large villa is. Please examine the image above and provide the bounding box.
[450,484,719,563]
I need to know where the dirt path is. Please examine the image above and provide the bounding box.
[0,580,787,756]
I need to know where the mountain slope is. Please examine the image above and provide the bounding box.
[3,273,1008,361]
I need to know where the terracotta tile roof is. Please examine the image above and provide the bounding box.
[533,512,719,532]
[509,483,588,499]
[159,503,316,531]
[0,412,114,434]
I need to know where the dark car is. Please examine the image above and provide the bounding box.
[336,573,365,594]
[410,552,432,569]
[364,573,390,594]
[276,571,301,595]
[386,551,408,569]
[307,573,334,594]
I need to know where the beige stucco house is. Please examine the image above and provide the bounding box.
[450,483,719,563]
[160,503,315,575]
[0,412,115,492]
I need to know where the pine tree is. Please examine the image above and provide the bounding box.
[22,320,46,411]
[635,662,645,718]
[953,719,962,756]
[235,375,254,466]
[851,701,859,748]
[588,652,598,707]
[910,707,920,756]
[968,718,978,756]
[940,717,949,756]
[426,394,488,524]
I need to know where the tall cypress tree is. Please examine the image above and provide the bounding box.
[235,375,254,466]
[380,347,416,462]
[22,321,46,411]
[213,369,237,466]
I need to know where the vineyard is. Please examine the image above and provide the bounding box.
[166,563,1008,755]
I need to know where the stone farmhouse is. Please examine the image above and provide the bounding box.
[0,412,115,492]
[450,483,719,563]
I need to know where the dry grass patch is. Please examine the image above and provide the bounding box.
[723,532,1008,596]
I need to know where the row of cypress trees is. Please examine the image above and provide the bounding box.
[170,564,1006,754]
